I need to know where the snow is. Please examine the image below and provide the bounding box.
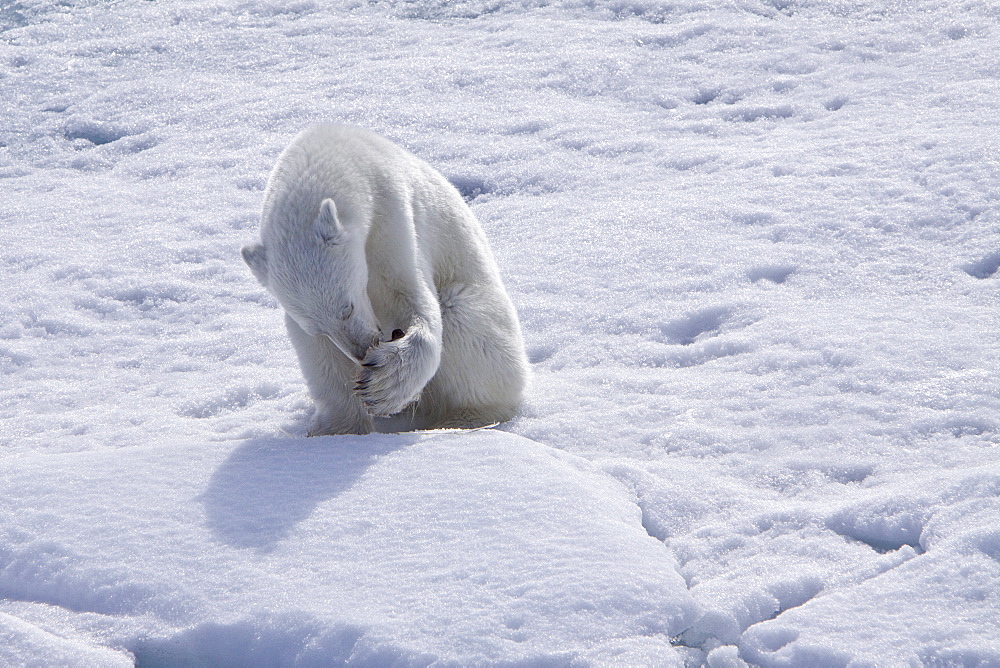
[0,432,696,664]
[2,0,999,664]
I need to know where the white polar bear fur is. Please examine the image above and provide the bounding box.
[242,124,530,435]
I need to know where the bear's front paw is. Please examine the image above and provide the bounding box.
[354,340,420,417]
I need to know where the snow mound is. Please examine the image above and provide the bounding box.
[0,430,697,665]
[0,611,132,668]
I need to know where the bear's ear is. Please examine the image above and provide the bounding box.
[241,243,269,286]
[314,198,345,245]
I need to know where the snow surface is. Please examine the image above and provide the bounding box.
[2,0,999,664]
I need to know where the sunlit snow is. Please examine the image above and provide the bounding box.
[2,0,999,665]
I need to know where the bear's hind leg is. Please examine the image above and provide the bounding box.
[285,313,374,435]
[419,283,528,429]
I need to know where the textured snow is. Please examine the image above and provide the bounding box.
[0,431,696,664]
[2,0,1000,664]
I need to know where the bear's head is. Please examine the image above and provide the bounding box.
[241,198,381,363]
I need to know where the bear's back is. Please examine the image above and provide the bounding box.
[262,125,399,233]
[264,126,462,227]
[261,124,499,289]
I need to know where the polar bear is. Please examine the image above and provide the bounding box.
[241,124,529,435]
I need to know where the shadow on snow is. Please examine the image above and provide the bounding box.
[199,434,417,552]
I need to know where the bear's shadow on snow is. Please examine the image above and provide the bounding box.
[199,435,416,552]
